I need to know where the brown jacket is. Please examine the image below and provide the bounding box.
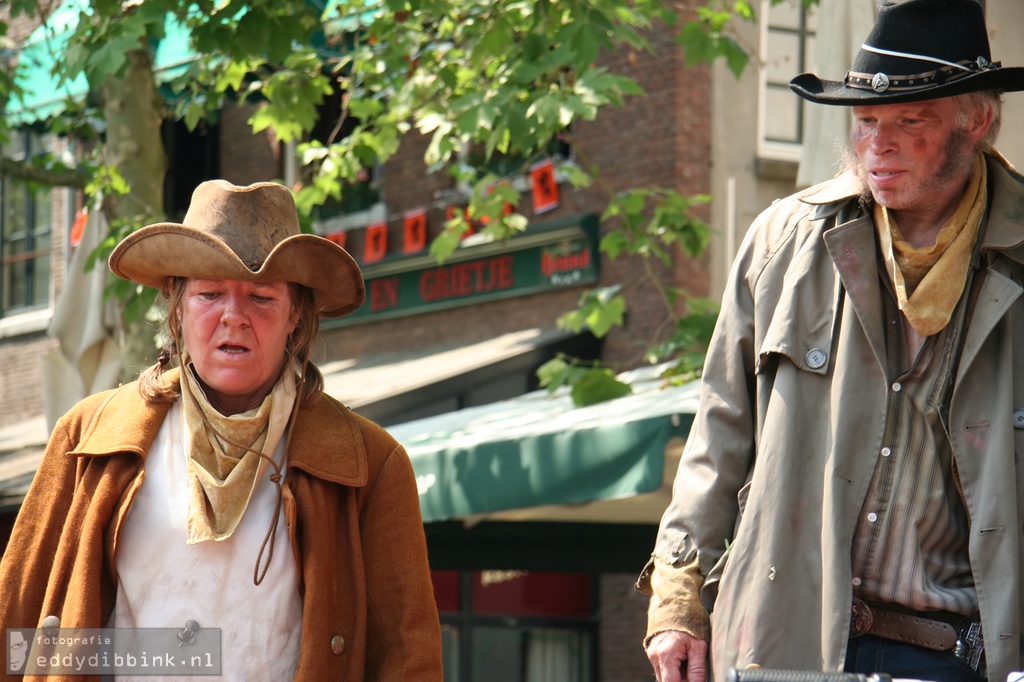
[0,369,443,681]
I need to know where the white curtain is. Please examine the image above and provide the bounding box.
[524,629,587,682]
[42,205,123,429]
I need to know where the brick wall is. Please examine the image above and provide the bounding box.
[0,333,56,427]
[0,136,70,429]
[325,17,712,371]
[577,19,712,366]
[600,573,656,681]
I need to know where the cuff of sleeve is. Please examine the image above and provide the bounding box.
[644,554,711,644]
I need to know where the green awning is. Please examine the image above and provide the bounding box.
[9,0,195,125]
[8,0,380,126]
[387,364,699,524]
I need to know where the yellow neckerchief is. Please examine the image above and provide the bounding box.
[873,152,986,337]
[180,350,297,543]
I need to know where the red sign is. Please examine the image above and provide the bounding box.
[70,208,88,247]
[403,210,427,254]
[530,160,559,214]
[479,183,514,225]
[325,231,347,249]
[364,221,388,263]
[445,205,475,239]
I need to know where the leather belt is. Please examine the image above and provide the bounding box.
[849,597,986,673]
[850,597,960,651]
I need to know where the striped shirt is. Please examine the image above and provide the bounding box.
[849,264,977,616]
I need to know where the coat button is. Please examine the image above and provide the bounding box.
[1014,409,1024,429]
[805,348,827,369]
[42,615,60,636]
[330,635,346,656]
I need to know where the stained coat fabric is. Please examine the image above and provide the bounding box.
[642,157,1024,682]
[0,368,443,681]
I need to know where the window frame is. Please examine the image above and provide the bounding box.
[0,129,56,332]
[756,0,817,163]
[434,569,599,682]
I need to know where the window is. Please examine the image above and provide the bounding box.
[307,83,384,234]
[0,131,52,318]
[757,0,817,162]
[458,135,574,197]
[434,570,596,682]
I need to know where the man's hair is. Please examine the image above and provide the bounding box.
[138,277,326,405]
[953,90,1004,150]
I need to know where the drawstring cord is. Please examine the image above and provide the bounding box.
[193,367,306,586]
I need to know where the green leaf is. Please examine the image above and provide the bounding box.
[569,367,632,407]
[721,36,750,79]
[598,231,629,260]
[586,292,626,337]
[536,357,572,393]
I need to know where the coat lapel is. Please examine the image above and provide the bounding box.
[824,214,888,374]
[286,397,370,487]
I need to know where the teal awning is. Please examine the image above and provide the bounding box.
[9,0,196,125]
[387,364,699,524]
[8,0,380,126]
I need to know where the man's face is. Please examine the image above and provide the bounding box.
[850,97,981,219]
[9,631,27,671]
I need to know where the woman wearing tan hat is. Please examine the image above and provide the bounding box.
[0,180,443,680]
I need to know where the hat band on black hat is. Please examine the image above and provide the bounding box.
[862,44,978,73]
[846,54,1000,95]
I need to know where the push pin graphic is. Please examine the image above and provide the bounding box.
[177,620,200,647]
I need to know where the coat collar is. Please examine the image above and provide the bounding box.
[978,155,1024,264]
[70,367,369,487]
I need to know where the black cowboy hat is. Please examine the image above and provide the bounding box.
[790,0,1024,106]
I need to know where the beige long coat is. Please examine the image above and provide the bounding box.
[0,368,443,681]
[643,157,1024,682]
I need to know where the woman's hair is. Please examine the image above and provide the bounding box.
[138,277,326,406]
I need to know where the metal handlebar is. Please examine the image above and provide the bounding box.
[726,669,893,682]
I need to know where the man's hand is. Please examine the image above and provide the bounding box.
[645,630,709,682]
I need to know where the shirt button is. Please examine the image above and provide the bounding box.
[852,577,862,587]
[867,512,878,523]
[1014,409,1024,429]
[805,348,827,369]
[881,447,892,458]
[891,382,902,392]
[330,635,346,655]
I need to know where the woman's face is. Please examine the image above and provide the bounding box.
[179,278,300,415]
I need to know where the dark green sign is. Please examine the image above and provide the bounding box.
[330,214,600,325]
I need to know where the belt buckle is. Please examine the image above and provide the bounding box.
[850,597,874,638]
[953,620,985,673]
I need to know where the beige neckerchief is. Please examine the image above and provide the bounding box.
[874,152,987,337]
[180,350,297,543]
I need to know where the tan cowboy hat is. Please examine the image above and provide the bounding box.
[109,180,365,318]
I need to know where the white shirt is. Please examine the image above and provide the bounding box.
[112,401,303,681]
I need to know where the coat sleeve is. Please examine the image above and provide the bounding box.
[637,198,802,642]
[360,442,443,680]
[0,407,103,682]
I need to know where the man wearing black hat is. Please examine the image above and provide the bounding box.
[637,1,1024,681]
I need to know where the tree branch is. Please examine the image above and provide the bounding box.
[0,154,87,188]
